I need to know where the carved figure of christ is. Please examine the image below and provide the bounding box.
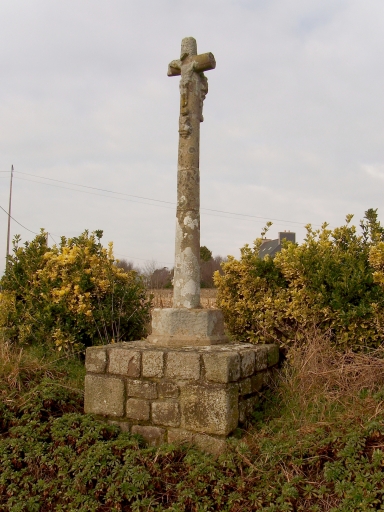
[168,37,216,308]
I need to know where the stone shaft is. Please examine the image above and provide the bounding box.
[169,37,215,309]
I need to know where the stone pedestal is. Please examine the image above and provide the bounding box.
[84,340,279,454]
[147,308,229,347]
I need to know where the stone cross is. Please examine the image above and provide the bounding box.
[168,37,216,309]
[84,38,279,456]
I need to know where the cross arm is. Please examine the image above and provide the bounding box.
[168,60,181,77]
[167,52,216,77]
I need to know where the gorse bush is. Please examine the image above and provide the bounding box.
[0,230,151,351]
[215,209,384,350]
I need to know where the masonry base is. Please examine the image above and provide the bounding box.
[84,340,279,454]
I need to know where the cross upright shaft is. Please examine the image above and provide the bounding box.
[168,37,216,308]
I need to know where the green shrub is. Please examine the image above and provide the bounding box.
[2,336,384,511]
[2,371,384,511]
[215,209,384,350]
[0,230,151,351]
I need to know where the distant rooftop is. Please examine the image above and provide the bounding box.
[258,231,296,259]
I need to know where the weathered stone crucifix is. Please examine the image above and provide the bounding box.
[168,37,216,309]
[84,37,279,455]
[147,37,227,346]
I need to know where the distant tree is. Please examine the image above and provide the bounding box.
[116,258,138,272]
[200,246,212,263]
[139,260,173,289]
[201,253,226,288]
[141,259,159,288]
[150,267,173,289]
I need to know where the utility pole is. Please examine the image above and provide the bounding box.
[6,165,14,262]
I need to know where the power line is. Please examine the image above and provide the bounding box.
[0,169,320,268]
[49,233,58,245]
[0,204,39,235]
[16,174,299,225]
[0,202,170,263]
[0,204,173,265]
[0,206,171,265]
[12,170,317,226]
[115,252,173,266]
[15,170,174,205]
[14,176,175,211]
[14,176,259,224]
[202,207,310,226]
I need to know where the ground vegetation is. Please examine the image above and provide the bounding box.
[1,333,384,510]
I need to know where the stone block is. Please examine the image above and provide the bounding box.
[152,401,180,427]
[126,380,157,400]
[263,368,276,387]
[108,420,130,433]
[203,352,240,383]
[240,350,255,377]
[147,308,229,347]
[267,344,280,367]
[254,346,268,371]
[250,373,264,393]
[126,398,150,421]
[239,395,259,423]
[131,425,166,447]
[84,374,124,417]
[193,433,227,456]
[167,428,193,445]
[158,381,180,398]
[180,384,238,436]
[85,346,107,373]
[142,350,164,378]
[166,351,200,380]
[108,347,141,377]
[239,378,252,396]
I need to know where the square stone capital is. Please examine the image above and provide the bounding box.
[147,308,230,347]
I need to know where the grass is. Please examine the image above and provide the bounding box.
[149,289,218,309]
[1,333,384,510]
[0,340,85,412]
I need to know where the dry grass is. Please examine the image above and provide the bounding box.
[0,340,56,394]
[148,288,217,309]
[241,330,384,512]
[269,329,384,429]
[285,330,384,397]
[0,339,84,407]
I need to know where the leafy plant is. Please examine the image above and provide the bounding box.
[0,230,151,352]
[2,335,384,510]
[215,210,384,350]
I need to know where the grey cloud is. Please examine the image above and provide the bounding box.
[0,0,383,267]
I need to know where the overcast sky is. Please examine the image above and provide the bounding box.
[1,0,383,271]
